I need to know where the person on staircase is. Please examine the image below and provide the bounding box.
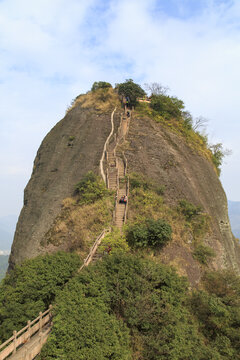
[119,195,127,204]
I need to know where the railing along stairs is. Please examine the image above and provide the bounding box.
[0,307,52,360]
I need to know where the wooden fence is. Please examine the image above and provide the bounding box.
[79,229,110,271]
[0,306,52,360]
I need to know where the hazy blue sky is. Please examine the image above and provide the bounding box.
[0,0,240,220]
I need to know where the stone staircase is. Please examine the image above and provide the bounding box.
[108,167,118,190]
[115,187,127,228]
[106,110,131,231]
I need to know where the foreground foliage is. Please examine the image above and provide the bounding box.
[38,253,240,360]
[0,252,81,342]
[191,270,240,359]
[1,251,240,359]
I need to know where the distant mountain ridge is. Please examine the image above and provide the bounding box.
[228,201,240,239]
[0,215,17,252]
[0,255,8,280]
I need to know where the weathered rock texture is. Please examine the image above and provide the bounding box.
[125,115,240,283]
[9,99,240,284]
[9,104,120,268]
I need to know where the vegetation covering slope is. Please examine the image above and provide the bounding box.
[1,252,239,359]
[39,253,240,359]
[41,172,114,255]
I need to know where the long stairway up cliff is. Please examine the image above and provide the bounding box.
[106,111,130,231]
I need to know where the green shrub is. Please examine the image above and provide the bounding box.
[193,244,216,265]
[129,172,150,190]
[91,81,112,91]
[178,199,202,221]
[98,228,129,255]
[155,185,165,195]
[202,270,240,304]
[0,252,81,342]
[126,218,172,249]
[182,111,193,130]
[129,173,165,195]
[209,143,231,176]
[74,171,110,204]
[150,94,185,119]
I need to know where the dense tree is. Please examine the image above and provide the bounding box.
[150,94,185,119]
[190,270,240,359]
[126,218,172,249]
[117,79,146,106]
[40,254,220,360]
[91,81,112,91]
[1,251,240,359]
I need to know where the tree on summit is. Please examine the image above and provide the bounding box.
[117,79,146,106]
[91,81,112,91]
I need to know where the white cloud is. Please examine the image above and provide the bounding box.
[1,0,240,221]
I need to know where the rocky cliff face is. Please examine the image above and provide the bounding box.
[125,115,240,283]
[9,100,121,268]
[9,93,240,284]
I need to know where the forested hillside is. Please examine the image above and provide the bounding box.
[1,252,240,359]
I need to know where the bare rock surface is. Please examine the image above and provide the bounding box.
[9,104,120,268]
[125,115,240,282]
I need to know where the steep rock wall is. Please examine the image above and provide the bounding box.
[9,105,120,268]
[10,103,240,284]
[125,115,240,283]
